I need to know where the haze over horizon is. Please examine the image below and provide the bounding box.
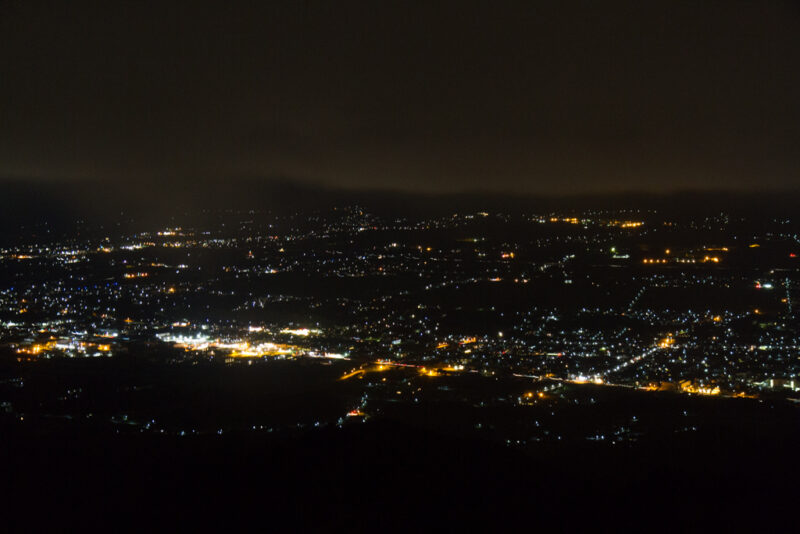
[3,1,800,195]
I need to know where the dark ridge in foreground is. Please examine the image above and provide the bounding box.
[3,419,797,530]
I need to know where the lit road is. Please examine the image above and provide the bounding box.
[601,346,661,379]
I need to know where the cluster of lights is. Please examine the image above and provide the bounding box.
[15,339,113,358]
[280,328,321,336]
[641,257,718,264]
[680,383,721,396]
[156,332,298,356]
[571,375,605,384]
[658,336,675,349]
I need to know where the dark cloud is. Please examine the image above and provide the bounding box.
[2,1,799,194]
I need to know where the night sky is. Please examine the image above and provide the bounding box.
[2,1,799,195]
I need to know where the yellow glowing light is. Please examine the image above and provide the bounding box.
[681,383,720,396]
[280,328,320,336]
[658,336,675,349]
[339,369,366,380]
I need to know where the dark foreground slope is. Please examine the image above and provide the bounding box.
[3,419,798,532]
